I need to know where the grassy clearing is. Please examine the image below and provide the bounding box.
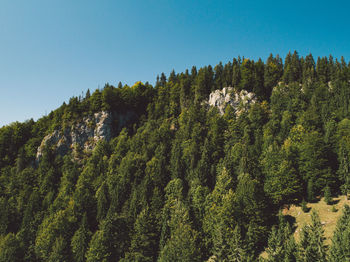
[260,195,349,259]
[283,195,350,245]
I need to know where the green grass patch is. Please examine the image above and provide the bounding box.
[283,195,350,245]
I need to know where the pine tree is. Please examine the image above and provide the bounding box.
[301,199,308,213]
[324,185,332,205]
[316,57,330,83]
[265,212,297,262]
[307,178,315,203]
[240,59,255,92]
[85,89,91,100]
[85,214,130,262]
[337,119,350,200]
[158,200,200,262]
[264,54,283,99]
[232,57,241,87]
[283,52,292,84]
[298,211,327,262]
[122,207,159,262]
[96,182,109,222]
[0,233,23,262]
[301,54,316,85]
[71,214,91,262]
[227,226,251,262]
[48,236,70,262]
[262,142,302,205]
[329,204,350,262]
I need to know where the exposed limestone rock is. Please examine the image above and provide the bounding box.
[328,81,333,91]
[36,130,69,160]
[36,111,130,163]
[208,87,257,115]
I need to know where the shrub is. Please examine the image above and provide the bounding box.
[301,199,309,213]
[324,185,332,205]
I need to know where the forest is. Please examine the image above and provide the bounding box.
[0,51,350,261]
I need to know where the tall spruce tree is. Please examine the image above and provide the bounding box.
[298,211,327,262]
[329,204,350,262]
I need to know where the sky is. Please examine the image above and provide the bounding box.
[1,0,350,126]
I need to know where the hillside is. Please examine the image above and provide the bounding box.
[0,52,350,261]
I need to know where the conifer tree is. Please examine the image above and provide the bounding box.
[298,211,327,262]
[232,58,241,87]
[85,214,130,262]
[329,204,350,262]
[324,185,332,205]
[307,178,315,203]
[265,212,297,262]
[264,54,283,99]
[122,207,159,262]
[337,119,350,200]
[158,199,200,262]
[0,233,23,262]
[71,214,91,262]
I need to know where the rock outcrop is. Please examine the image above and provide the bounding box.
[36,111,132,163]
[208,87,257,115]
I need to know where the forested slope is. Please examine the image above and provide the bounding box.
[0,52,350,261]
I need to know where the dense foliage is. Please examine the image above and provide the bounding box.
[0,52,350,261]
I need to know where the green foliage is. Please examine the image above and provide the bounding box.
[0,233,23,262]
[71,214,91,262]
[1,53,350,261]
[307,178,316,203]
[262,141,302,205]
[85,214,130,262]
[158,200,200,262]
[35,204,76,261]
[301,199,309,213]
[337,119,350,198]
[329,204,350,261]
[298,211,327,262]
[265,212,297,262]
[122,206,159,262]
[324,185,332,205]
[299,131,329,194]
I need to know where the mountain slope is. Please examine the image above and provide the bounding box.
[0,52,350,261]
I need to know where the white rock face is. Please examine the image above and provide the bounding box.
[36,111,114,162]
[208,87,257,115]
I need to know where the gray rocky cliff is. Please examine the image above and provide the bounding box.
[36,111,133,163]
[208,87,257,115]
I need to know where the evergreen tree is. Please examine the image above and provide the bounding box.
[337,119,350,199]
[240,58,255,92]
[71,214,91,262]
[307,178,315,203]
[265,212,297,262]
[324,185,332,205]
[158,200,200,262]
[232,57,241,87]
[96,182,109,222]
[299,131,328,195]
[85,214,130,262]
[298,211,327,262]
[329,204,350,262]
[302,53,316,84]
[0,233,23,262]
[48,236,70,262]
[262,141,302,205]
[316,57,330,83]
[264,54,283,99]
[122,206,159,262]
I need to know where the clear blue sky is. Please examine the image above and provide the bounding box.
[1,0,350,126]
